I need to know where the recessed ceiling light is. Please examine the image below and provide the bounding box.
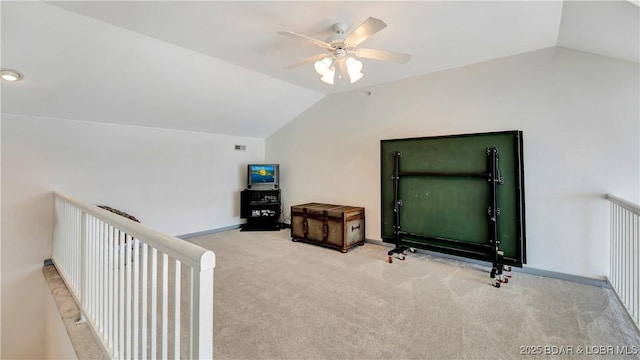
[0,69,24,82]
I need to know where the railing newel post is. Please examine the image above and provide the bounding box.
[199,265,214,359]
[191,253,214,359]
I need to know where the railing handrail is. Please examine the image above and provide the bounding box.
[53,191,215,270]
[606,193,640,216]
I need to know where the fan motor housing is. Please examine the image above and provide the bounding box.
[333,48,347,58]
[326,22,348,44]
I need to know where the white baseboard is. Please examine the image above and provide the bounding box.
[177,224,241,239]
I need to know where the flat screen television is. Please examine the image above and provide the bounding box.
[247,164,279,190]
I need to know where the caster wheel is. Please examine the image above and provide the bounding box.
[409,247,416,253]
[398,253,406,261]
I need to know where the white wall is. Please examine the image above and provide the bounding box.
[0,115,264,358]
[266,47,639,279]
[45,287,77,360]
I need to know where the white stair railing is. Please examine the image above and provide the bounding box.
[52,192,215,359]
[607,193,640,329]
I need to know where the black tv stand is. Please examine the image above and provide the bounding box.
[240,189,281,231]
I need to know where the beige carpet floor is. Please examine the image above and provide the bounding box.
[46,228,640,359]
[190,229,640,360]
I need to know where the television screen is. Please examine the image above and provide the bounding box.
[250,165,276,184]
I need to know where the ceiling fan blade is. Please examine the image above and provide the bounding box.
[283,53,330,70]
[344,17,387,47]
[277,31,332,49]
[354,48,412,63]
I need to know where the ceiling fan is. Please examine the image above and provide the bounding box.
[278,17,411,85]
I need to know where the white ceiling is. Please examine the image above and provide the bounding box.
[45,1,565,92]
[1,1,638,138]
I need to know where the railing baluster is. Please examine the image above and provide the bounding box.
[631,212,635,319]
[91,216,96,321]
[72,206,76,292]
[71,204,75,289]
[151,248,158,360]
[87,216,92,316]
[610,202,614,291]
[94,216,98,317]
[95,218,100,331]
[104,221,109,339]
[631,215,640,324]
[616,205,620,290]
[113,227,118,357]
[174,259,181,359]
[81,211,87,310]
[59,201,65,282]
[615,204,619,290]
[67,203,71,290]
[627,209,632,309]
[104,221,108,337]
[108,224,114,353]
[624,210,628,308]
[636,214,640,325]
[68,204,72,290]
[99,220,104,335]
[71,205,76,292]
[74,208,78,296]
[126,233,133,360]
[617,205,621,290]
[133,238,140,360]
[119,229,125,359]
[99,219,103,332]
[92,216,97,320]
[141,243,148,360]
[60,201,64,280]
[162,253,169,359]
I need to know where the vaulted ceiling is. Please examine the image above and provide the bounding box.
[1,1,638,138]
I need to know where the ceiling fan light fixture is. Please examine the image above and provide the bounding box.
[346,57,364,83]
[320,69,335,84]
[314,58,333,76]
[348,70,364,84]
[315,57,337,84]
[346,57,362,72]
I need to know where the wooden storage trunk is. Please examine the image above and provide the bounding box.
[291,203,365,253]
